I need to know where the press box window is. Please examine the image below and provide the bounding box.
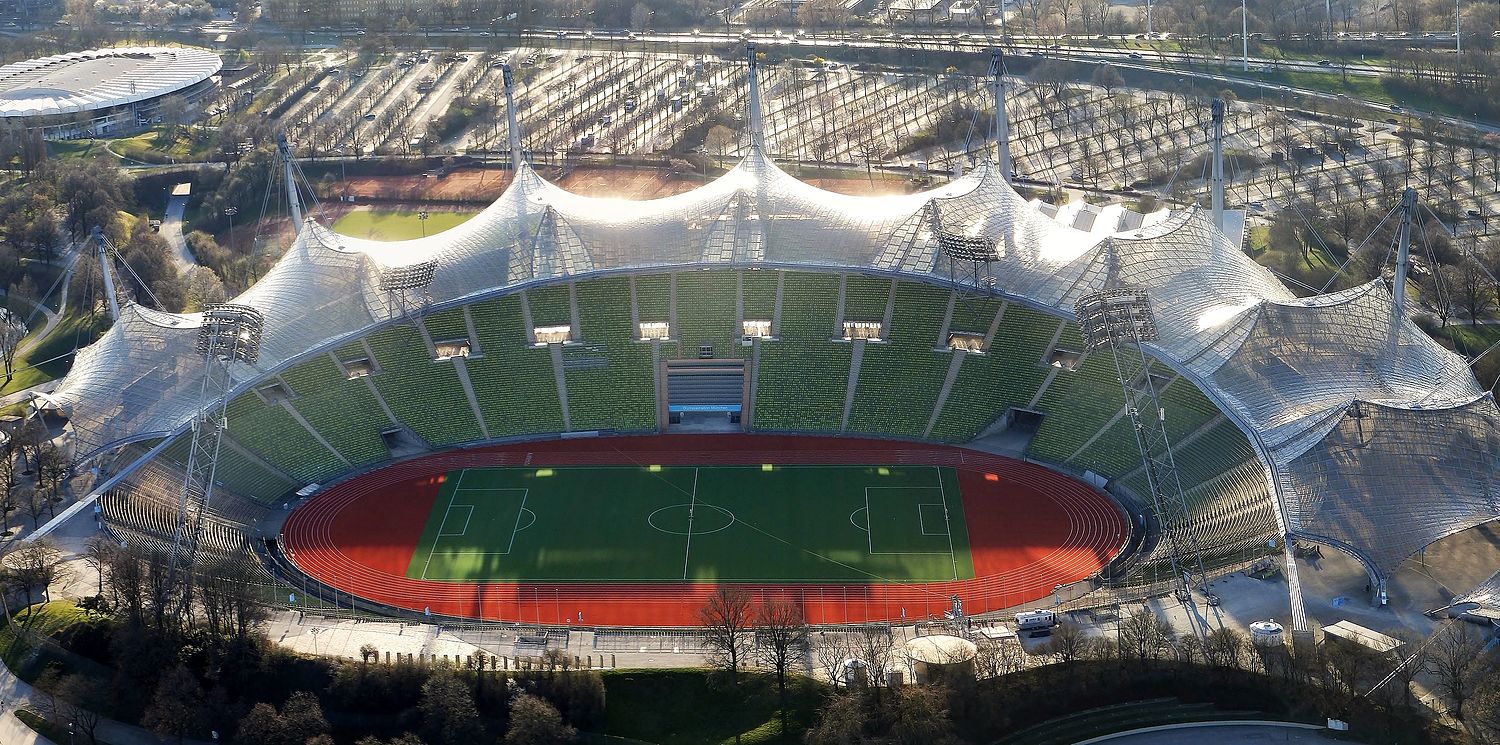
[842,321,884,341]
[340,357,374,379]
[1047,348,1083,371]
[638,321,671,340]
[533,325,572,345]
[947,332,986,353]
[433,339,472,360]
[742,320,772,339]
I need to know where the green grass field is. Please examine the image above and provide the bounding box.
[332,209,477,240]
[406,465,975,584]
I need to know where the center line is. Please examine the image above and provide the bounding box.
[682,467,699,580]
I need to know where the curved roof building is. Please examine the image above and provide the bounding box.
[0,46,221,135]
[49,53,1500,630]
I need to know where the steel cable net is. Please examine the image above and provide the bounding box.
[1282,396,1500,575]
[49,139,1500,578]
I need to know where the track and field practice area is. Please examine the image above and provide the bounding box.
[280,435,1130,626]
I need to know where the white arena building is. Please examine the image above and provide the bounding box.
[0,46,221,140]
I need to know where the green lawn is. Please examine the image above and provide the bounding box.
[0,309,105,397]
[1432,323,1500,356]
[331,209,478,240]
[407,465,975,584]
[0,601,89,669]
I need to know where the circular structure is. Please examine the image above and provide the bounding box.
[903,634,979,684]
[0,46,221,139]
[279,435,1129,627]
[1249,620,1286,647]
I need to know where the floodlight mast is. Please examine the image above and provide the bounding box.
[168,304,265,618]
[1075,288,1210,631]
[377,260,438,317]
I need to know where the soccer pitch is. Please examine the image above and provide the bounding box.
[330,209,476,240]
[406,465,977,584]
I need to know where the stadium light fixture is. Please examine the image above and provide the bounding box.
[196,304,265,364]
[378,260,439,291]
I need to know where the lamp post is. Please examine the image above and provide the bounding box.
[419,210,430,236]
[223,205,237,263]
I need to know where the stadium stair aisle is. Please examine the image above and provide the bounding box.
[224,391,346,483]
[846,282,950,438]
[366,325,484,447]
[565,277,658,431]
[752,272,850,431]
[928,302,1061,442]
[464,295,567,436]
[281,355,390,468]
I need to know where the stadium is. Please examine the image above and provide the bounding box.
[0,46,221,140]
[44,52,1500,632]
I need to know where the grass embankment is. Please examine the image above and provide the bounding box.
[0,601,90,669]
[1431,322,1500,356]
[108,127,219,164]
[600,670,826,745]
[331,208,478,240]
[0,309,105,397]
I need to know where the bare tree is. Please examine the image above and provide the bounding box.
[0,308,28,387]
[81,534,115,598]
[1429,622,1491,720]
[699,587,754,686]
[1118,606,1171,660]
[754,599,808,736]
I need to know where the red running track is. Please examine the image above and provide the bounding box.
[279,434,1130,626]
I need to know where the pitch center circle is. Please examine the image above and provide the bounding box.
[647,503,736,536]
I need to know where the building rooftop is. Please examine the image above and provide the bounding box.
[0,46,221,119]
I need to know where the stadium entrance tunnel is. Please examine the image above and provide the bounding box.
[277,434,1131,626]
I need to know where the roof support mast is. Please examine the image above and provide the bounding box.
[746,42,765,153]
[91,226,121,322]
[278,133,303,231]
[1211,99,1226,232]
[989,49,1011,183]
[1392,187,1416,338]
[501,63,525,172]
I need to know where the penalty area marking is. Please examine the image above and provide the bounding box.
[437,504,474,537]
[864,486,954,557]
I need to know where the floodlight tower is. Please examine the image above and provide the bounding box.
[1211,99,1226,232]
[168,304,265,604]
[932,202,998,297]
[378,260,439,318]
[988,48,1012,183]
[1075,288,1210,623]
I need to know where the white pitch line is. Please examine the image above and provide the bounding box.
[421,469,466,581]
[682,467,699,580]
[937,466,958,581]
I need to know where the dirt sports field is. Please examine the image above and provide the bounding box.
[339,165,928,204]
[279,434,1129,627]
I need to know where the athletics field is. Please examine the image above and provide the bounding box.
[280,434,1129,626]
